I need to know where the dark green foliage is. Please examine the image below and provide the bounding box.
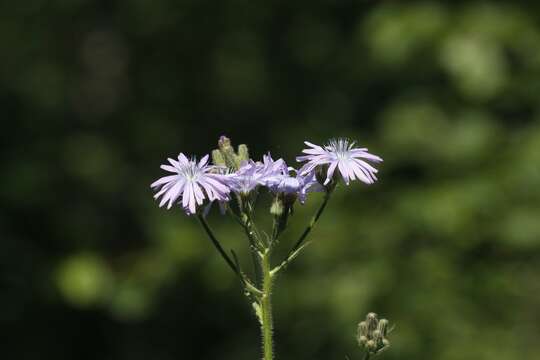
[1,1,540,359]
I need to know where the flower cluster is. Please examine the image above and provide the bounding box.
[151,136,382,215]
[357,312,392,356]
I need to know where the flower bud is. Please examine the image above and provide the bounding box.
[270,197,284,216]
[366,340,377,352]
[358,321,368,337]
[358,335,368,346]
[357,312,393,355]
[218,135,232,150]
[212,149,226,166]
[378,319,389,337]
[366,312,378,332]
[237,144,249,163]
[217,135,239,169]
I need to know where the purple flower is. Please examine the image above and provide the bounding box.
[228,153,287,195]
[265,170,323,204]
[297,139,383,186]
[260,153,288,177]
[151,153,231,215]
[227,160,262,195]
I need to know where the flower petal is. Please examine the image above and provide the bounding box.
[151,175,178,188]
[198,154,209,168]
[324,161,338,185]
[160,164,178,173]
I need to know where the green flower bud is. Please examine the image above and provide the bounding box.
[217,136,240,169]
[270,197,284,216]
[212,149,226,166]
[237,144,249,163]
[218,136,232,151]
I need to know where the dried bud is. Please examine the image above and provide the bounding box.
[372,330,381,341]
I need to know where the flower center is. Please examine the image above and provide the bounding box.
[179,162,201,181]
[327,138,352,160]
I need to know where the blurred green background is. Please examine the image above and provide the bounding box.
[2,1,540,359]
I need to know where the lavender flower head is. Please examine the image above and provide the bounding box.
[151,153,231,215]
[227,160,262,195]
[297,139,382,186]
[265,168,323,204]
[228,153,287,195]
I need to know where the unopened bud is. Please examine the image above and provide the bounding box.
[237,144,249,163]
[358,335,368,345]
[366,312,378,332]
[217,135,240,169]
[378,319,389,336]
[218,135,232,150]
[358,321,368,337]
[270,197,284,216]
[212,149,226,166]
[357,312,392,354]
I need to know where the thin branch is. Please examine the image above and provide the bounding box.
[231,249,263,297]
[287,190,332,258]
[228,207,263,285]
[197,214,239,277]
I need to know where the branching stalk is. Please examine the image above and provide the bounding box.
[197,214,262,296]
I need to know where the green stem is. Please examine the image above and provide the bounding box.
[244,216,263,285]
[197,214,239,277]
[260,251,274,360]
[198,214,263,297]
[362,353,370,360]
[229,206,263,286]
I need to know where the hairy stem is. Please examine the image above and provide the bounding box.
[260,251,274,360]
